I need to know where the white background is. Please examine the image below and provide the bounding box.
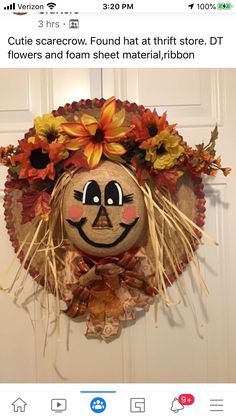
[1,0,235,13]
[0,383,235,418]
[0,14,235,67]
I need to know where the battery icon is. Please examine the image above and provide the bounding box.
[217,2,233,9]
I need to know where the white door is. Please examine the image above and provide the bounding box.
[0,68,235,383]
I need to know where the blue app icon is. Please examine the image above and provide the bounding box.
[90,397,106,413]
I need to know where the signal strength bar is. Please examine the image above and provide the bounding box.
[4,3,16,10]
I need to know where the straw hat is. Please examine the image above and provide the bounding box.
[1,97,230,340]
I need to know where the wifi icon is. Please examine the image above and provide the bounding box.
[47,2,56,9]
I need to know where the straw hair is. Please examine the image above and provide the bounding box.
[119,164,213,305]
[2,162,213,314]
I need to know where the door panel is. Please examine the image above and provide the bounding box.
[103,68,236,383]
[0,68,235,383]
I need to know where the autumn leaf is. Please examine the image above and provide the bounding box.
[131,156,150,185]
[195,143,204,152]
[18,191,51,224]
[18,191,41,224]
[194,125,218,157]
[222,167,231,176]
[9,165,21,176]
[210,125,219,142]
[204,125,218,156]
[34,192,51,221]
[6,177,27,191]
[152,169,184,194]
[63,151,89,170]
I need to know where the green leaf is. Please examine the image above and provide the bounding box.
[10,165,21,175]
[195,142,204,152]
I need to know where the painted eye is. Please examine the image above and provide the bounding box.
[82,180,101,205]
[105,181,123,206]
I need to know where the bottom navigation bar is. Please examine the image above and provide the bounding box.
[0,384,234,418]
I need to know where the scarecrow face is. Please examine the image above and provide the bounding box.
[63,161,147,257]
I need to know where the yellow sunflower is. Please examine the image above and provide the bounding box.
[28,113,69,159]
[140,130,184,170]
[28,113,68,144]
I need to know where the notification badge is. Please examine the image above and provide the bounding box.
[178,394,195,406]
[170,394,194,413]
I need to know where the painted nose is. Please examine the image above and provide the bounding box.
[92,205,113,229]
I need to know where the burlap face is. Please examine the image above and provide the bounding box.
[63,160,147,257]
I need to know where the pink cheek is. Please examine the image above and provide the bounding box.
[67,205,83,221]
[122,206,137,222]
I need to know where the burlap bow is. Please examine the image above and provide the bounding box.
[59,247,157,339]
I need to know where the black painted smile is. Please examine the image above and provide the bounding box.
[66,217,139,248]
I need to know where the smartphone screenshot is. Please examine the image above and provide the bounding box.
[0,0,235,417]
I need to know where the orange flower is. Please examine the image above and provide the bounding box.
[132,109,176,142]
[222,167,231,176]
[61,97,133,168]
[14,138,66,182]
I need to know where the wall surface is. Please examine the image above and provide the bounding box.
[0,68,235,383]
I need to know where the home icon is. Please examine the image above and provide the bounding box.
[12,398,27,413]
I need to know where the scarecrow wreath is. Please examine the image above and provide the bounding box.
[0,97,230,340]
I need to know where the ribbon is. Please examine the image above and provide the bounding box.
[60,247,157,339]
